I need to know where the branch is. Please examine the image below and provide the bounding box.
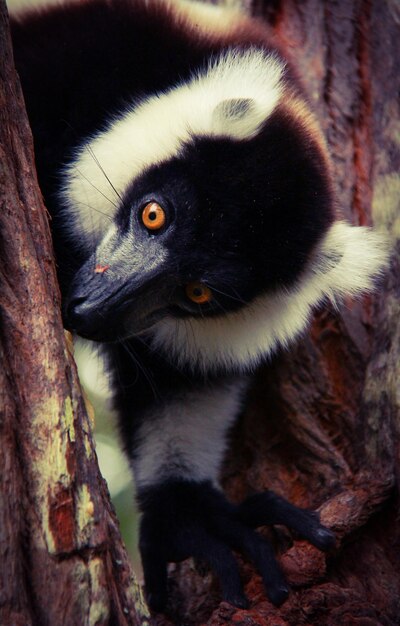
[0,2,150,623]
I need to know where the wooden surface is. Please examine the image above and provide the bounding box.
[0,1,149,624]
[156,1,400,624]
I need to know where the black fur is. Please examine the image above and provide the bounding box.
[11,0,336,612]
[65,118,333,342]
[138,480,334,611]
[12,0,332,296]
[11,0,219,289]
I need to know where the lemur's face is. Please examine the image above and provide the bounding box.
[62,49,387,370]
[65,120,333,343]
[63,50,334,346]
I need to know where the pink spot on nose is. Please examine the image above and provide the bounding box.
[94,264,110,274]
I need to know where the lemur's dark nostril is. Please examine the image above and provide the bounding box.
[65,295,92,332]
[67,295,86,317]
[69,295,86,308]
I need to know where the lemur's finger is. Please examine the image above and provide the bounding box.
[237,491,335,551]
[237,491,309,526]
[240,528,289,606]
[213,519,289,607]
[139,540,168,612]
[188,527,249,609]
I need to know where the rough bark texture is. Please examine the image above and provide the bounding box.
[0,2,149,624]
[154,1,400,624]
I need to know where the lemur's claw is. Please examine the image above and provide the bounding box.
[237,491,335,550]
[312,527,336,551]
[138,481,335,613]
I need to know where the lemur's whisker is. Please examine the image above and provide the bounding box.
[208,284,247,305]
[85,144,123,201]
[72,165,119,210]
[74,199,114,221]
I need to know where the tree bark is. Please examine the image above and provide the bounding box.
[154,1,400,624]
[0,2,149,624]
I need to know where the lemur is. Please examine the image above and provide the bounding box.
[11,0,388,612]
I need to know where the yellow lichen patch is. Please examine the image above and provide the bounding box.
[88,558,110,625]
[31,394,74,553]
[83,431,94,460]
[64,395,76,442]
[372,173,400,241]
[82,385,96,427]
[31,392,82,554]
[125,577,151,623]
[86,500,95,517]
[64,329,75,356]
[76,484,95,544]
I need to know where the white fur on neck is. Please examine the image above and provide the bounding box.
[149,222,389,373]
[61,48,285,247]
[132,378,248,490]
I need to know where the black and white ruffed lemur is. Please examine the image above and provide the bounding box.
[11,0,388,611]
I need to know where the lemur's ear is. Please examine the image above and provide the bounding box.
[309,221,389,304]
[214,98,254,120]
[211,97,266,138]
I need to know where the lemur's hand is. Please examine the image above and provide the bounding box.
[138,481,335,612]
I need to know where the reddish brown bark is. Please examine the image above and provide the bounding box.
[154,1,400,624]
[0,2,149,624]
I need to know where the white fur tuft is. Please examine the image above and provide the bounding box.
[61,48,285,246]
[310,221,390,304]
[150,222,390,373]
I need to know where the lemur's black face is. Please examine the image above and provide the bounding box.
[65,111,333,343]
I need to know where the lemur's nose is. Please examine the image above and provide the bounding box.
[64,294,101,337]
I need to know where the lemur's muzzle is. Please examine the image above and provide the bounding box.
[64,232,174,341]
[65,264,173,341]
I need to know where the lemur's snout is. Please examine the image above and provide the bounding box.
[64,292,104,339]
[63,259,123,340]
[64,250,176,341]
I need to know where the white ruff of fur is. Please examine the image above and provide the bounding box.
[61,48,285,247]
[132,379,248,490]
[149,222,389,373]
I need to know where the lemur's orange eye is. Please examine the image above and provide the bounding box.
[185,282,213,304]
[141,202,166,230]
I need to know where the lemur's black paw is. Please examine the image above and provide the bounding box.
[237,491,336,551]
[138,481,334,613]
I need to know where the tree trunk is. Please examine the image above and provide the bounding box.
[0,2,149,624]
[154,1,400,624]
[2,0,399,625]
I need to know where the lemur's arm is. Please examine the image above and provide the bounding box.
[106,342,335,611]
